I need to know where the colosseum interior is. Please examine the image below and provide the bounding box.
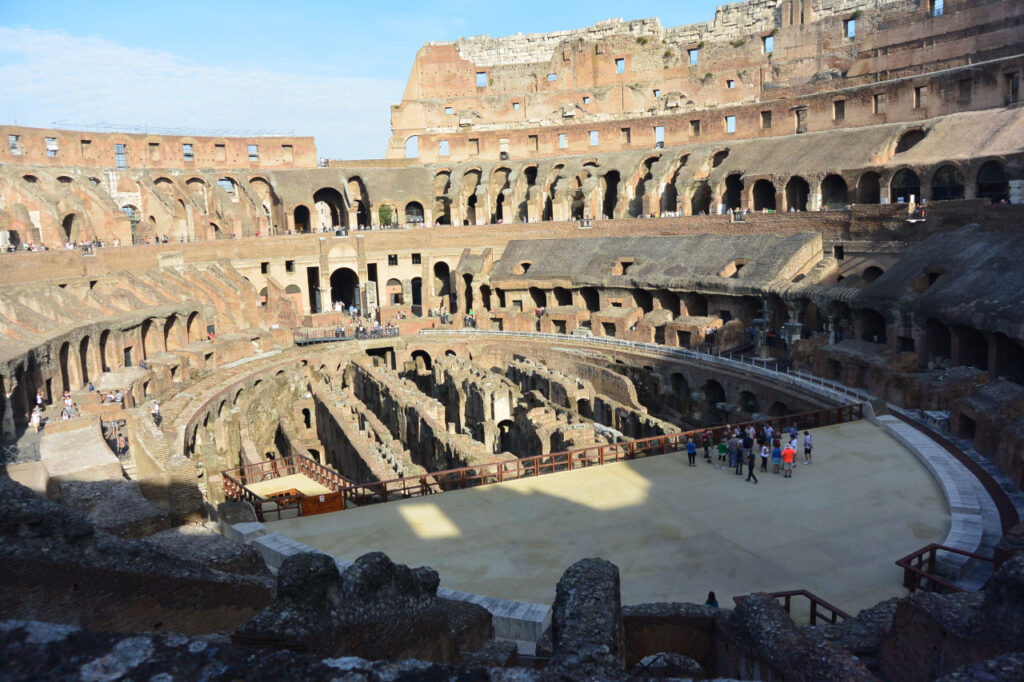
[2,0,1024,679]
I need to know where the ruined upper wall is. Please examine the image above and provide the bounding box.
[388,0,1024,161]
[0,125,318,171]
[445,1,905,68]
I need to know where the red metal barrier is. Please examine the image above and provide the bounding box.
[222,403,864,520]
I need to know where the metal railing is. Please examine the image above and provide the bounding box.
[222,403,862,521]
[733,589,851,625]
[418,329,871,403]
[294,327,400,345]
[895,544,995,594]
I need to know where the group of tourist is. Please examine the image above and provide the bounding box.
[685,422,813,484]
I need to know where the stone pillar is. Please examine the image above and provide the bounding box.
[549,558,625,678]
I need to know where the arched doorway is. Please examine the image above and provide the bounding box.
[703,379,726,424]
[930,165,964,201]
[785,176,809,211]
[405,201,424,225]
[433,261,451,306]
[411,350,432,371]
[862,266,884,283]
[385,278,403,305]
[821,174,849,209]
[752,179,776,211]
[857,172,881,204]
[977,161,1009,203]
[61,214,80,242]
[890,169,921,204]
[925,318,951,363]
[293,205,310,233]
[723,175,743,212]
[690,182,712,215]
[313,188,346,230]
[603,171,620,218]
[738,391,758,415]
[79,336,91,385]
[330,268,360,307]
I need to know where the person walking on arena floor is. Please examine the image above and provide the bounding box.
[686,437,697,467]
[760,443,770,472]
[746,447,758,483]
[804,431,813,464]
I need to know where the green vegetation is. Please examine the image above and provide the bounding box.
[378,205,393,226]
[730,39,746,48]
[636,36,648,45]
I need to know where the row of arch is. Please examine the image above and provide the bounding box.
[2,311,203,426]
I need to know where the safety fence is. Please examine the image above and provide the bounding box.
[732,589,851,625]
[895,543,994,594]
[222,403,862,522]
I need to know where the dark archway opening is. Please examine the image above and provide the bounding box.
[293,205,310,233]
[690,182,712,215]
[330,268,360,307]
[821,174,849,209]
[977,161,1009,203]
[957,326,989,371]
[862,266,884,284]
[785,176,809,211]
[723,175,743,211]
[752,179,776,211]
[857,172,881,204]
[890,169,921,204]
[660,183,678,214]
[603,171,620,218]
[313,188,346,230]
[930,165,964,201]
[405,201,424,225]
[703,379,727,424]
[581,287,600,313]
[860,309,887,343]
[925,318,951,364]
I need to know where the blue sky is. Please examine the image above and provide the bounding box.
[0,1,721,159]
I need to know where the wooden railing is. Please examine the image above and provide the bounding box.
[733,589,851,625]
[895,543,994,594]
[221,403,862,521]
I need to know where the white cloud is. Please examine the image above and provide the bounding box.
[0,27,404,159]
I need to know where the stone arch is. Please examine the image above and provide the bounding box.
[785,176,809,211]
[404,201,425,225]
[890,169,921,204]
[313,187,347,230]
[385,278,403,305]
[856,171,881,204]
[580,287,600,313]
[722,175,744,211]
[489,167,511,223]
[930,165,965,201]
[164,315,180,351]
[330,267,360,306]
[433,261,452,300]
[404,136,419,158]
[186,311,201,343]
[895,129,926,154]
[99,329,112,371]
[348,176,371,227]
[59,342,72,393]
[738,390,758,415]
[690,182,712,215]
[602,170,621,218]
[862,266,884,283]
[79,336,92,385]
[293,205,311,233]
[956,326,989,370]
[141,318,157,359]
[411,349,433,371]
[752,179,776,211]
[703,379,727,424]
[61,213,82,242]
[821,174,849,208]
[977,160,1009,203]
[925,318,951,363]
